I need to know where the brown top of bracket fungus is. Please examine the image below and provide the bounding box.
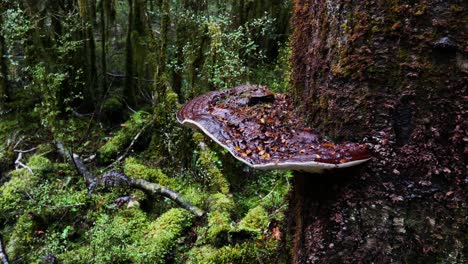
[177,85,371,173]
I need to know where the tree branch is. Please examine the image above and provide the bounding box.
[14,152,33,175]
[101,171,205,217]
[55,142,205,217]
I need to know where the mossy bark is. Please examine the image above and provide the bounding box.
[124,0,136,107]
[0,21,8,108]
[290,0,466,262]
[99,0,107,96]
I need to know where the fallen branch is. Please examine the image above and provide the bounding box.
[101,171,205,218]
[13,147,37,153]
[56,141,95,183]
[0,234,9,264]
[56,142,205,217]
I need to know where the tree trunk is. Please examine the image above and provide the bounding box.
[0,17,8,108]
[99,0,107,95]
[79,0,98,108]
[124,0,136,107]
[290,0,466,263]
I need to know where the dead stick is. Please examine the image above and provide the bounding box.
[128,178,205,217]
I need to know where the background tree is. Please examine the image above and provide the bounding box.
[290,0,466,262]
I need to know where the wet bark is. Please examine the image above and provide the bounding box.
[290,0,467,263]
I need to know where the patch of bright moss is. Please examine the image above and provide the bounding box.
[133,208,193,263]
[208,193,235,212]
[206,211,232,245]
[187,240,282,264]
[180,184,209,208]
[27,155,53,173]
[123,157,176,188]
[238,205,269,233]
[0,168,39,216]
[81,208,150,263]
[5,214,37,261]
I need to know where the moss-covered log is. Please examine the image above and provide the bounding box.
[290,0,466,262]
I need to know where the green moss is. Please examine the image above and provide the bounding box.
[79,208,150,263]
[238,205,268,233]
[27,155,53,173]
[123,157,176,188]
[101,96,124,122]
[134,208,193,263]
[206,211,232,244]
[5,214,37,260]
[0,168,39,216]
[186,245,218,264]
[208,193,235,212]
[98,111,150,163]
[187,240,282,264]
[192,132,205,143]
[194,134,230,194]
[180,184,209,208]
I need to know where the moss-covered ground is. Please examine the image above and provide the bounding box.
[0,99,291,263]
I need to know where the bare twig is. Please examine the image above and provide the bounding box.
[14,152,33,175]
[0,234,9,264]
[14,147,37,153]
[106,72,155,83]
[12,136,24,149]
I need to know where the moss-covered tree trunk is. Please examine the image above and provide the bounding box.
[99,0,107,96]
[290,0,466,262]
[0,16,8,108]
[124,0,136,107]
[79,0,98,108]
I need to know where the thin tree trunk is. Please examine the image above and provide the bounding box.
[155,0,170,102]
[0,21,8,108]
[124,0,136,106]
[100,0,107,95]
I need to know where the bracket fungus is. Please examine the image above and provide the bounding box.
[177,85,370,173]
